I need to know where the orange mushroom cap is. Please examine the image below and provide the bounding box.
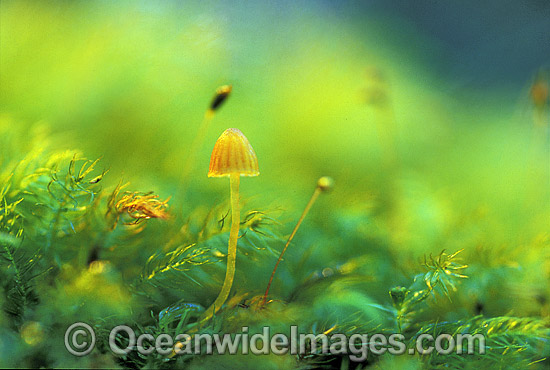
[208,128,259,177]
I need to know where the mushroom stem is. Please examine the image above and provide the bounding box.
[261,185,322,307]
[203,173,240,320]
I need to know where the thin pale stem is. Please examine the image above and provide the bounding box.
[181,110,215,187]
[201,173,240,322]
[261,186,322,307]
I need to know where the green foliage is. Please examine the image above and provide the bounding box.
[413,316,549,369]
[388,249,469,334]
[0,179,41,328]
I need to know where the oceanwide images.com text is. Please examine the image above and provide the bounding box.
[65,322,486,361]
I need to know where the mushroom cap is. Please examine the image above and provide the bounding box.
[208,128,259,177]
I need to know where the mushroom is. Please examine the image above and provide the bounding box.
[202,128,259,320]
[261,176,333,307]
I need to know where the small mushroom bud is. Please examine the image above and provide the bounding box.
[209,85,233,112]
[261,176,333,307]
[317,176,334,192]
[180,84,234,190]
